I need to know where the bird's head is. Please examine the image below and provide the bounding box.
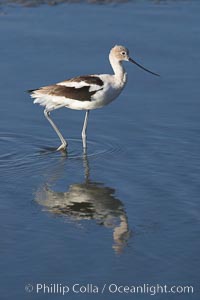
[110,45,160,76]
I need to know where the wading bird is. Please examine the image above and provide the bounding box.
[28,45,159,152]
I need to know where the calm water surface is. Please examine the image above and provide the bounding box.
[0,1,200,299]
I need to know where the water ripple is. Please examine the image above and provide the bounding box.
[0,131,124,172]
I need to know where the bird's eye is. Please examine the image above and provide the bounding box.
[121,51,126,56]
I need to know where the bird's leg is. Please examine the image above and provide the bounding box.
[82,110,89,152]
[44,109,68,151]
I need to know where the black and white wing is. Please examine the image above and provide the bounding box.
[28,75,104,111]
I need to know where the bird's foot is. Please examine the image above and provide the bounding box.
[56,142,68,152]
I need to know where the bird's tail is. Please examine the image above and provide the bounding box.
[28,89,68,111]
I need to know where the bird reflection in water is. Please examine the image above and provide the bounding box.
[35,154,131,254]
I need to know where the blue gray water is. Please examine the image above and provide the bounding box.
[0,1,200,299]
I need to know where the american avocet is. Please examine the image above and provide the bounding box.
[28,45,159,151]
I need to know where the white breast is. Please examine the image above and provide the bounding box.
[89,73,127,108]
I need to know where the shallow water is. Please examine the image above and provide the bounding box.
[0,1,200,299]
